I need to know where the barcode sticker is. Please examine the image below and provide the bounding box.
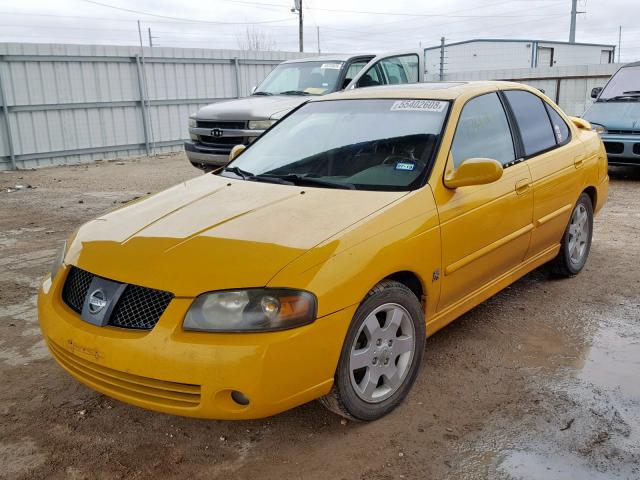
[321,63,342,70]
[390,100,446,112]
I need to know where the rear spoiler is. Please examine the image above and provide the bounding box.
[570,116,592,130]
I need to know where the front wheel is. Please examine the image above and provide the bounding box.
[319,280,425,421]
[551,192,593,277]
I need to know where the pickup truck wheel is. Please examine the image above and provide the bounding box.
[551,192,593,277]
[319,280,425,421]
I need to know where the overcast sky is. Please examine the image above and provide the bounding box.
[0,0,638,61]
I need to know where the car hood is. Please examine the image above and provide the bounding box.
[196,95,309,121]
[66,174,406,297]
[583,101,640,130]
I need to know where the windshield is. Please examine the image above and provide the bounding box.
[599,66,640,100]
[253,61,344,96]
[221,99,450,191]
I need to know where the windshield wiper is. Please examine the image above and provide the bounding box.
[223,166,255,180]
[259,173,355,190]
[279,90,311,96]
[623,90,640,95]
[604,93,640,101]
[222,166,294,185]
[252,91,273,96]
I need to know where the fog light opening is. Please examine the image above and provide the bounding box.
[231,390,250,406]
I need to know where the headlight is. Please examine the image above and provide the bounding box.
[248,119,276,130]
[184,288,316,332]
[51,241,67,280]
[591,123,607,134]
[188,117,197,128]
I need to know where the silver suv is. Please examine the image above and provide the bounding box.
[185,50,424,170]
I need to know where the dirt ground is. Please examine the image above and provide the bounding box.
[0,153,638,480]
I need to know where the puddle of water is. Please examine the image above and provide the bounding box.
[496,450,614,480]
[579,328,640,398]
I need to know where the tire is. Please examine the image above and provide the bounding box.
[550,192,593,277]
[319,280,426,421]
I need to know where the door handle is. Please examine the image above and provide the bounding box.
[515,179,531,195]
[574,155,586,168]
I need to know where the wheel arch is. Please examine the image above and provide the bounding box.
[381,271,426,308]
[583,185,597,210]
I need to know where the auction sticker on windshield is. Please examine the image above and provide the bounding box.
[321,63,342,70]
[390,100,446,112]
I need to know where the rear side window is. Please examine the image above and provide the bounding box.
[504,90,556,156]
[544,104,570,144]
[451,92,515,168]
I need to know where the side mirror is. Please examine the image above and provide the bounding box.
[229,144,246,162]
[591,87,602,99]
[251,85,257,94]
[444,158,503,189]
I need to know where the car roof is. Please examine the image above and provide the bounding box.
[281,54,373,64]
[316,81,532,101]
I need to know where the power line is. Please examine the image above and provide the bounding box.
[79,0,295,24]
[80,0,571,20]
[0,10,296,26]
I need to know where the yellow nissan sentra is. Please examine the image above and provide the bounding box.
[39,81,608,421]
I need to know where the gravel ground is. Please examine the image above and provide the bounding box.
[0,153,638,480]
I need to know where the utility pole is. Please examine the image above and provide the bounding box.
[618,26,622,62]
[439,36,445,81]
[148,27,153,48]
[298,0,303,52]
[291,0,303,52]
[317,26,320,54]
[569,0,577,43]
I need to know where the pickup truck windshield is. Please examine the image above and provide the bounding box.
[599,66,640,101]
[222,99,450,191]
[253,61,345,96]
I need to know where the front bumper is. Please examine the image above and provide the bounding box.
[184,141,231,168]
[601,133,640,166]
[38,268,354,419]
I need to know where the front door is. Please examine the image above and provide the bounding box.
[346,51,424,89]
[432,92,534,312]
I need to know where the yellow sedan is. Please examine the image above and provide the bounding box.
[39,81,608,421]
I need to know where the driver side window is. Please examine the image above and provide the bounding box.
[451,93,515,169]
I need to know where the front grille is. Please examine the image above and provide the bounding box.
[607,129,640,135]
[199,135,244,146]
[604,142,624,154]
[48,339,201,408]
[196,120,246,129]
[61,267,173,331]
[62,267,93,313]
[110,285,173,330]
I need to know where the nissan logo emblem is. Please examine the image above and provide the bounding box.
[88,289,108,314]
[211,128,223,138]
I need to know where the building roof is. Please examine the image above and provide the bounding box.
[424,38,616,51]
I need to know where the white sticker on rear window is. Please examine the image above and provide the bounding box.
[390,100,446,112]
[321,63,342,70]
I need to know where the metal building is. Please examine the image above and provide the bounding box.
[425,39,616,75]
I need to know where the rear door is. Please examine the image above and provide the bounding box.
[501,89,584,259]
[346,51,424,89]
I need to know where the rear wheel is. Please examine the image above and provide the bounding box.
[551,192,593,277]
[319,280,425,421]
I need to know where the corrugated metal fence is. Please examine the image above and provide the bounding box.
[426,63,620,117]
[0,43,311,170]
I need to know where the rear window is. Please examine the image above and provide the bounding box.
[504,90,556,157]
[545,104,570,145]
